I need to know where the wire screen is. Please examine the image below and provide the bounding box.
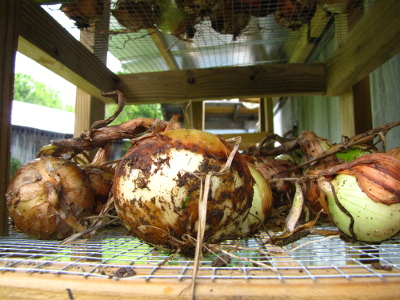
[41,0,371,74]
[1,228,399,282]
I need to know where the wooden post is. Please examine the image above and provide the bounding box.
[352,76,372,135]
[184,101,204,130]
[74,0,109,139]
[0,0,22,235]
[74,89,106,137]
[258,97,274,133]
[336,3,372,137]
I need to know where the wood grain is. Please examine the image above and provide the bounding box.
[0,272,399,300]
[326,0,400,96]
[0,0,22,235]
[119,64,326,104]
[18,0,119,103]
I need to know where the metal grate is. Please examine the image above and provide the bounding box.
[40,0,372,74]
[1,228,399,282]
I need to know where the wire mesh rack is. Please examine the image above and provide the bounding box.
[1,227,399,283]
[39,0,374,74]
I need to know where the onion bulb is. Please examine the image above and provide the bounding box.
[318,153,400,242]
[82,145,115,213]
[112,0,164,32]
[83,165,114,213]
[274,0,316,30]
[113,129,254,255]
[386,147,400,161]
[239,164,273,236]
[6,157,95,239]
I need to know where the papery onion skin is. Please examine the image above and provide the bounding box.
[386,147,400,161]
[318,174,400,242]
[113,129,254,255]
[304,170,331,216]
[6,157,95,239]
[83,165,114,213]
[255,158,301,195]
[338,153,400,205]
[239,164,273,236]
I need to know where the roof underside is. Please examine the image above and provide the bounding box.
[42,0,370,74]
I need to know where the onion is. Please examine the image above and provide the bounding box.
[83,165,114,213]
[386,147,400,160]
[112,0,164,32]
[255,158,300,194]
[274,0,316,30]
[319,174,400,242]
[210,0,251,40]
[82,145,115,213]
[239,164,273,236]
[113,129,254,255]
[317,153,400,242]
[175,0,224,16]
[61,0,104,29]
[6,157,95,239]
[304,169,331,215]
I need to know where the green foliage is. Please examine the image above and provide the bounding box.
[9,158,22,179]
[105,103,164,125]
[14,73,74,112]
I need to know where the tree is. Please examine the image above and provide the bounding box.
[13,73,74,112]
[106,103,164,125]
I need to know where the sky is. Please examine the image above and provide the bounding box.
[14,4,122,108]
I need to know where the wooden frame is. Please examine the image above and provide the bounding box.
[0,0,22,236]
[325,0,400,97]
[118,64,326,104]
[0,272,399,300]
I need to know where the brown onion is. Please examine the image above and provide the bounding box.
[83,165,114,213]
[6,157,95,239]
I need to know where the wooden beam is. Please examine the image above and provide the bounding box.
[326,0,400,96]
[286,6,332,63]
[205,105,258,115]
[18,0,119,103]
[1,272,400,300]
[119,64,326,104]
[0,0,22,235]
[148,30,179,70]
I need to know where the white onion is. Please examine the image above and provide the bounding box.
[319,174,400,242]
[239,164,273,236]
[113,129,254,254]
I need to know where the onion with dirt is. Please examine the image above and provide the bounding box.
[113,129,255,255]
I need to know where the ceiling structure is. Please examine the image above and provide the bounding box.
[15,0,400,106]
[45,0,366,75]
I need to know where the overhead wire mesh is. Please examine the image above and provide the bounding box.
[1,227,399,282]
[41,0,372,74]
